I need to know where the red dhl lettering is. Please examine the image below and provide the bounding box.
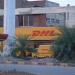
[41,49,49,51]
[32,30,57,36]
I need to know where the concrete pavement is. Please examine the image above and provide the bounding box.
[0,56,75,67]
[0,64,75,75]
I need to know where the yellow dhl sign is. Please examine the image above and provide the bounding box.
[16,27,61,40]
[0,27,61,40]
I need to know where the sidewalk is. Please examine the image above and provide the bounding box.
[0,56,75,67]
[0,72,36,75]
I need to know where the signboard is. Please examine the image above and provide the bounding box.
[37,45,52,53]
[16,27,61,40]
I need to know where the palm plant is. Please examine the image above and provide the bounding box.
[53,26,75,62]
[11,35,31,58]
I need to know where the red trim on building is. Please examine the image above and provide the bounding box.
[0,34,8,41]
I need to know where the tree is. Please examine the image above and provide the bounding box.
[53,26,75,62]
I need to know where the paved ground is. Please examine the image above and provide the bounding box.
[0,72,36,75]
[0,57,75,75]
[0,56,75,66]
[0,64,75,75]
[0,56,58,64]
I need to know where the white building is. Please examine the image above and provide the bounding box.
[0,1,75,27]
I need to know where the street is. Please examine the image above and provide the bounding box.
[0,64,75,75]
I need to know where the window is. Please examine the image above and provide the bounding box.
[56,19,60,24]
[18,15,33,27]
[18,15,23,26]
[0,16,3,27]
[51,18,55,23]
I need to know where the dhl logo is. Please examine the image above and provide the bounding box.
[32,30,60,36]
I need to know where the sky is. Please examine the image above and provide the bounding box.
[49,0,75,6]
[28,0,75,6]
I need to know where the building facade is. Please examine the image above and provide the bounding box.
[0,0,75,54]
[0,0,62,27]
[0,0,75,27]
[0,0,62,50]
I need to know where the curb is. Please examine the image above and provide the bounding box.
[1,60,75,67]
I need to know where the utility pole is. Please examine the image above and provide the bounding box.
[2,0,15,56]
